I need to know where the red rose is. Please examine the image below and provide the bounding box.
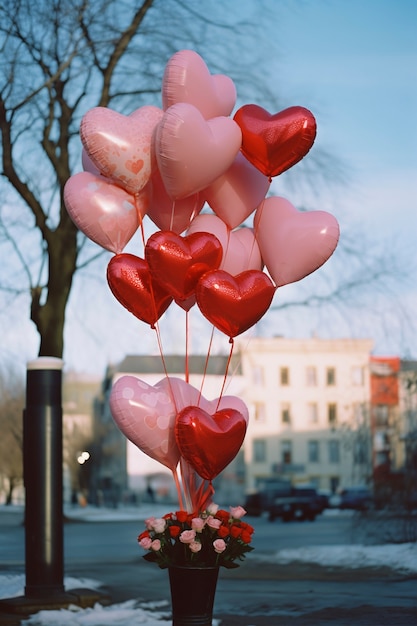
[241,530,252,543]
[138,530,150,541]
[175,510,188,523]
[169,525,181,538]
[216,509,230,522]
[217,525,230,538]
[230,525,243,538]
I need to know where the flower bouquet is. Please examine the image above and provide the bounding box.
[139,504,254,569]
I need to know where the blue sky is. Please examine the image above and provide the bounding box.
[275,1,417,204]
[3,0,417,375]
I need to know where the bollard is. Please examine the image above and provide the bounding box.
[24,357,65,597]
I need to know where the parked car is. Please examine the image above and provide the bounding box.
[339,486,373,510]
[244,480,293,516]
[268,485,322,522]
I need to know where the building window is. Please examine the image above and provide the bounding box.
[280,367,289,385]
[281,439,292,465]
[254,403,266,422]
[328,439,340,463]
[353,402,366,426]
[306,366,317,386]
[253,439,266,463]
[326,367,336,385]
[328,403,337,426]
[353,439,368,465]
[281,402,291,424]
[374,405,389,427]
[351,366,365,386]
[308,440,320,463]
[252,365,264,386]
[307,402,318,424]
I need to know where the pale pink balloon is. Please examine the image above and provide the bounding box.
[162,49,236,120]
[80,105,164,195]
[254,196,340,287]
[155,102,242,200]
[203,152,270,229]
[146,166,204,234]
[109,376,183,472]
[64,171,147,254]
[187,214,263,275]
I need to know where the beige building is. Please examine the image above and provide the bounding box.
[236,337,374,494]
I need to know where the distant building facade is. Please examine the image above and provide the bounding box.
[238,337,374,494]
[92,338,416,506]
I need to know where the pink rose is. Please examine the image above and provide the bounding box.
[179,529,196,544]
[213,539,226,554]
[145,516,156,530]
[151,518,166,533]
[207,516,221,530]
[191,517,205,532]
[151,539,161,551]
[139,537,152,550]
[230,506,247,519]
[206,503,219,515]
[189,541,202,553]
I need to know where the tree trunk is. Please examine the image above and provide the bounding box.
[31,220,78,359]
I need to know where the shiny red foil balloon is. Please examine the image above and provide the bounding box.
[196,269,276,338]
[145,230,223,301]
[107,253,173,327]
[234,104,317,178]
[175,405,247,481]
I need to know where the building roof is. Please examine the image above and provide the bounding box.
[116,354,242,376]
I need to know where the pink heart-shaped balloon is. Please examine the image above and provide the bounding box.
[109,376,183,471]
[80,105,164,195]
[187,214,263,275]
[155,102,242,200]
[175,406,247,481]
[145,230,223,301]
[146,166,204,234]
[162,49,236,119]
[254,196,340,287]
[107,253,173,327]
[203,152,270,229]
[196,269,276,338]
[64,172,148,254]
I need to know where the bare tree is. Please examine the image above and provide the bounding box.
[0,367,24,504]
[0,0,283,360]
[0,0,409,368]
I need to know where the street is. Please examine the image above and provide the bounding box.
[0,509,416,624]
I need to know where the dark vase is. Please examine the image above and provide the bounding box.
[168,565,220,626]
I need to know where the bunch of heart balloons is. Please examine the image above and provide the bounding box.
[64,49,340,511]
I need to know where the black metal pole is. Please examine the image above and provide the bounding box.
[24,357,65,598]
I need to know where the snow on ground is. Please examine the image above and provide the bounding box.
[1,505,416,625]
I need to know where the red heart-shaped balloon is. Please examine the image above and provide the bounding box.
[145,231,223,301]
[196,269,276,338]
[234,105,317,178]
[107,253,173,327]
[175,405,247,481]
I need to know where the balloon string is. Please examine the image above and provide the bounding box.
[198,326,215,405]
[169,200,176,232]
[198,481,215,512]
[135,195,147,248]
[185,310,190,383]
[180,458,194,513]
[215,339,235,411]
[172,468,185,511]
